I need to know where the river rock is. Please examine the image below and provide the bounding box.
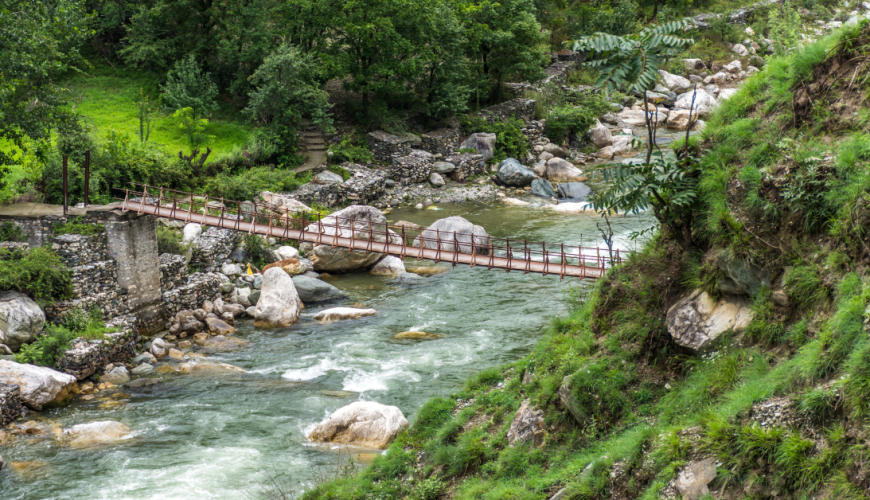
[298,205,401,273]
[732,43,749,57]
[543,143,566,158]
[131,364,155,376]
[429,172,445,188]
[205,316,237,335]
[221,262,242,277]
[291,275,347,302]
[274,246,300,261]
[393,331,444,340]
[673,89,719,117]
[545,158,585,182]
[666,109,700,130]
[223,303,246,318]
[101,366,130,384]
[557,182,592,200]
[182,223,202,243]
[503,197,530,206]
[390,272,426,284]
[659,70,693,93]
[0,360,77,410]
[547,202,595,214]
[150,338,168,359]
[459,133,496,161]
[497,158,536,187]
[65,421,132,448]
[530,179,557,199]
[370,255,406,276]
[249,290,261,305]
[666,289,753,354]
[254,268,303,328]
[507,399,545,447]
[314,308,377,322]
[433,161,456,174]
[0,291,46,352]
[586,120,613,147]
[131,354,152,366]
[259,191,312,214]
[179,361,245,374]
[308,401,409,449]
[314,170,345,184]
[674,458,717,500]
[412,216,490,254]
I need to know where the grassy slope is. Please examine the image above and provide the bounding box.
[64,60,253,159]
[302,21,870,500]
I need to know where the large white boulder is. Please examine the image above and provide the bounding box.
[0,360,77,410]
[298,205,402,273]
[274,246,300,261]
[545,158,585,182]
[259,191,313,214]
[412,216,490,254]
[659,70,693,93]
[0,291,45,352]
[666,289,753,354]
[617,108,668,127]
[673,89,719,117]
[64,421,132,448]
[586,120,613,148]
[313,307,377,322]
[254,268,303,328]
[370,255,406,276]
[308,401,409,449]
[182,223,202,244]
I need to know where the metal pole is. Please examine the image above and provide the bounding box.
[83,150,90,207]
[62,155,68,215]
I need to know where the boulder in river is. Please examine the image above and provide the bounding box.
[673,88,719,117]
[299,205,402,273]
[314,308,377,322]
[393,331,444,340]
[556,182,591,200]
[586,120,613,148]
[254,268,303,328]
[0,360,77,410]
[496,158,536,187]
[544,158,585,182]
[65,421,132,448]
[274,246,300,261]
[530,178,557,199]
[205,316,236,335]
[370,255,406,276]
[291,275,347,302]
[459,133,496,161]
[101,366,130,384]
[412,216,490,255]
[0,291,46,352]
[308,401,409,449]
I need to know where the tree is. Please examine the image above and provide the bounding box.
[135,89,156,144]
[172,107,212,149]
[573,21,700,251]
[0,0,93,182]
[161,55,218,122]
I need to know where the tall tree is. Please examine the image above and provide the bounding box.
[0,0,94,181]
[160,55,218,122]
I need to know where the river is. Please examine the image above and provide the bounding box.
[1,199,654,500]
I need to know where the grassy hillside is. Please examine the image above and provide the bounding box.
[64,60,254,158]
[300,20,870,500]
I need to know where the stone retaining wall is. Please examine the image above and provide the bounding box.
[367,131,422,163]
[56,327,139,380]
[191,227,241,273]
[288,164,387,207]
[389,150,434,185]
[159,254,188,290]
[51,232,109,266]
[421,128,461,157]
[162,272,223,317]
[443,153,487,181]
[478,99,536,124]
[45,290,134,324]
[0,383,22,426]
[71,260,118,299]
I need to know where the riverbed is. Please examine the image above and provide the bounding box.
[1,200,654,500]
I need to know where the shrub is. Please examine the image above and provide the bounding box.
[15,324,74,367]
[329,165,352,181]
[328,136,374,165]
[458,115,528,162]
[544,105,597,143]
[54,217,104,236]
[0,222,25,242]
[201,167,311,201]
[0,247,73,304]
[244,234,272,268]
[156,225,189,255]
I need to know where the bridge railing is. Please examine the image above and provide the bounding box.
[116,184,628,277]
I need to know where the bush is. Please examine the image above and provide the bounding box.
[328,136,374,165]
[157,226,189,255]
[54,217,104,236]
[459,115,528,162]
[0,247,73,304]
[0,222,25,242]
[201,167,311,201]
[244,234,272,268]
[544,105,597,143]
[15,324,74,367]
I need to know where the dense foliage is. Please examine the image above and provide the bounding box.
[0,247,73,304]
[16,308,112,367]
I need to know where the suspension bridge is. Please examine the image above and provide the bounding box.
[117,185,626,280]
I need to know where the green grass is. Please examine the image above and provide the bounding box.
[64,60,254,160]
